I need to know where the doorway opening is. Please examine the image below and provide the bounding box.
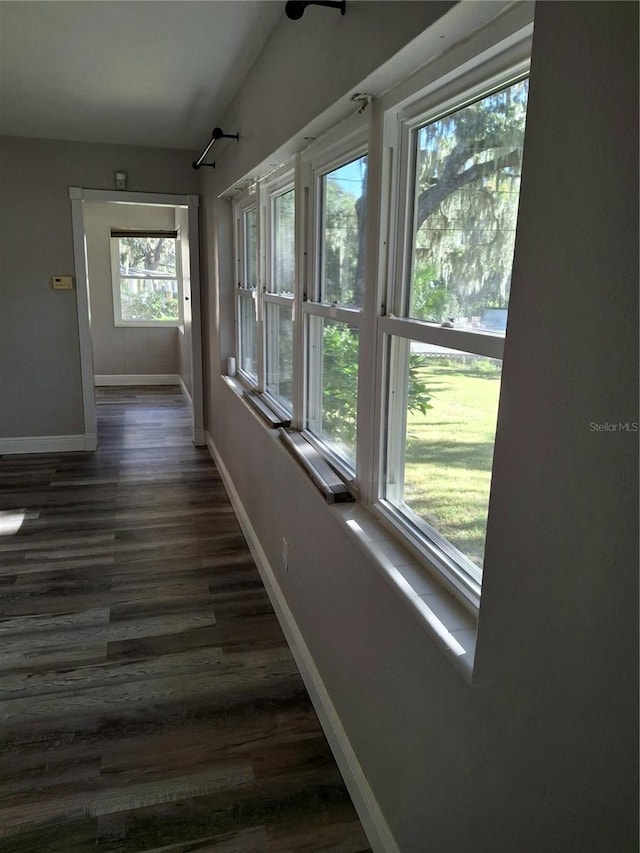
[70,188,204,448]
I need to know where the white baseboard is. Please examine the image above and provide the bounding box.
[94,374,180,386]
[178,378,203,446]
[205,431,399,853]
[178,376,193,406]
[0,433,96,455]
[85,432,98,451]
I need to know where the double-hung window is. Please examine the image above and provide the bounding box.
[377,73,529,605]
[262,178,295,413]
[227,11,531,611]
[233,176,295,415]
[111,230,181,326]
[302,129,368,476]
[234,194,259,384]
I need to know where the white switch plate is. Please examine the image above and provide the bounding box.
[52,275,74,290]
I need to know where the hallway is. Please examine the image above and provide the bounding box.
[0,388,370,852]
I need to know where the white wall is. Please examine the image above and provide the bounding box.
[84,202,178,378]
[200,2,638,850]
[0,136,198,439]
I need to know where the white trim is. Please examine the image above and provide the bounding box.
[379,316,505,360]
[72,188,194,207]
[187,203,205,447]
[178,375,193,406]
[0,434,96,455]
[113,320,182,329]
[69,186,205,449]
[70,193,97,441]
[375,499,482,613]
[94,374,180,386]
[110,232,184,328]
[301,300,361,324]
[263,292,294,309]
[205,430,400,853]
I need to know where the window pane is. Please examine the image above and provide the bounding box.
[307,316,359,467]
[320,155,367,309]
[120,279,179,322]
[409,79,528,329]
[244,208,258,290]
[238,293,257,380]
[273,190,295,295]
[119,237,176,276]
[265,301,293,410]
[386,339,502,569]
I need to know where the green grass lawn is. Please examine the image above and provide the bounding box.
[403,357,502,568]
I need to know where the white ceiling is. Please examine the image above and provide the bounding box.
[0,1,284,152]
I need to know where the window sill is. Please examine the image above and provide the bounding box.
[244,392,291,429]
[114,321,182,329]
[279,428,354,504]
[222,375,291,429]
[222,373,246,397]
[332,502,477,682]
[221,371,477,681]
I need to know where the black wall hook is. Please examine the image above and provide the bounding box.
[193,127,240,170]
[285,1,346,21]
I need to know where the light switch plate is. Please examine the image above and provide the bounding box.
[52,275,74,290]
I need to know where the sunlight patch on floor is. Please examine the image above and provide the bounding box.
[0,510,27,536]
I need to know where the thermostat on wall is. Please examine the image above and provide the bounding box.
[52,275,74,290]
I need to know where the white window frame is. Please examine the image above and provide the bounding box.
[260,168,296,415]
[225,7,533,614]
[233,189,260,386]
[300,117,369,481]
[110,231,183,328]
[372,36,532,610]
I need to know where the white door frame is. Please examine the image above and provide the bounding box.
[69,187,205,447]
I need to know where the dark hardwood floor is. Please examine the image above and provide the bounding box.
[0,387,371,852]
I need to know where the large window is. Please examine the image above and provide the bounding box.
[235,199,259,384]
[379,76,529,603]
[264,186,295,412]
[228,26,531,609]
[111,231,181,326]
[233,178,295,413]
[303,147,368,473]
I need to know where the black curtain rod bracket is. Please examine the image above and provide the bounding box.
[193,127,240,170]
[285,1,345,20]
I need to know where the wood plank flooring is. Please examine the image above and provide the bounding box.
[0,387,371,852]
